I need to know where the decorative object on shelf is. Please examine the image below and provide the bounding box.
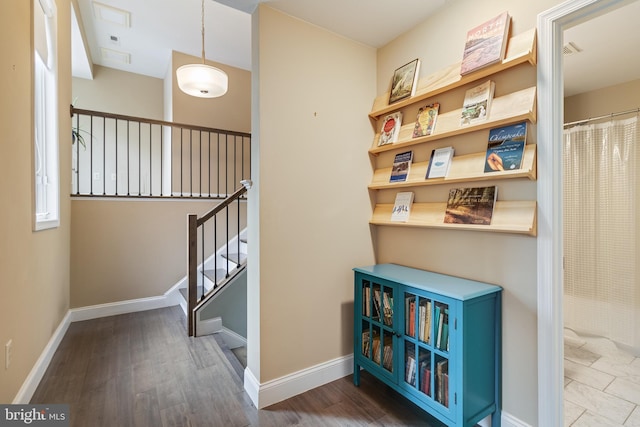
[391,191,414,222]
[460,80,495,126]
[176,0,228,98]
[390,151,413,182]
[426,146,454,179]
[444,186,497,225]
[389,59,420,104]
[484,121,527,172]
[412,103,440,138]
[378,112,403,146]
[460,11,511,76]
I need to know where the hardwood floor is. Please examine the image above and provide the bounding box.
[31,306,445,427]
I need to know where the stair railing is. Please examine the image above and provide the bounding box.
[187,179,252,336]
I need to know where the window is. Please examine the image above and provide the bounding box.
[33,0,59,230]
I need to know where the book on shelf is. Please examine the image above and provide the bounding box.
[412,103,440,138]
[484,121,527,172]
[378,112,403,146]
[390,150,413,182]
[460,80,495,126]
[406,297,416,337]
[426,147,454,179]
[436,359,449,406]
[444,186,497,225]
[460,11,511,76]
[391,191,414,222]
[419,299,431,343]
[389,58,420,104]
[382,291,393,326]
[419,358,431,396]
[406,355,416,386]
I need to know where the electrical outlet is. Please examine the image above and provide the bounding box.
[93,172,100,181]
[5,339,12,370]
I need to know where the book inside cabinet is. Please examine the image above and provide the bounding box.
[354,264,502,427]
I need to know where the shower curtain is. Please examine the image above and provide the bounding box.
[563,116,640,350]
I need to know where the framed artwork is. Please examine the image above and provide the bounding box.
[389,58,420,104]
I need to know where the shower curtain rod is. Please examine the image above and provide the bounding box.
[564,107,640,128]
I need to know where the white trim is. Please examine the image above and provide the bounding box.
[219,326,247,349]
[501,411,532,427]
[243,354,353,409]
[68,295,175,322]
[537,1,631,426]
[196,317,223,336]
[12,311,71,404]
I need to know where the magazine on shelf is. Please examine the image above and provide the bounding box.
[390,151,413,182]
[378,112,403,146]
[460,12,511,75]
[484,121,527,172]
[412,103,440,138]
[444,186,497,225]
[460,80,495,126]
[426,147,454,179]
[391,191,414,222]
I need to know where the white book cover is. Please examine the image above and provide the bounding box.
[391,191,414,222]
[427,147,455,178]
[460,80,495,126]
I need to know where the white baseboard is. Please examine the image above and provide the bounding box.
[69,295,176,322]
[12,311,72,404]
[501,411,531,427]
[196,317,223,336]
[243,354,354,409]
[219,326,247,349]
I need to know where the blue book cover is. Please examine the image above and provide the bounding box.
[484,121,527,172]
[390,151,413,182]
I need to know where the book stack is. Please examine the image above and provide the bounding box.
[418,299,432,343]
[435,303,449,352]
[435,359,449,407]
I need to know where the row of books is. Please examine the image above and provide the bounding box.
[384,11,510,108]
[391,185,498,226]
[405,297,432,344]
[405,298,449,351]
[388,120,528,185]
[379,78,499,149]
[362,286,394,326]
[362,330,393,371]
[405,355,450,407]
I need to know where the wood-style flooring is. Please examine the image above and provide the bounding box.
[31,306,445,427]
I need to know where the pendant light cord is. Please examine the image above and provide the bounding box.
[201,0,205,64]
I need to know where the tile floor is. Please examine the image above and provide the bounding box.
[564,329,640,426]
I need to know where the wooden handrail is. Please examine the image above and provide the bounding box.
[187,180,252,336]
[70,105,251,138]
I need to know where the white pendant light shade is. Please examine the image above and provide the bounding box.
[177,63,228,98]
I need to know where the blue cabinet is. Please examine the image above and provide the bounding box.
[353,264,502,427]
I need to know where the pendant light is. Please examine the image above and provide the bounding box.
[176,0,228,98]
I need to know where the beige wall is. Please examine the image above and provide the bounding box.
[71,199,245,307]
[72,65,164,118]
[565,78,640,123]
[374,0,563,424]
[0,0,72,403]
[172,51,251,133]
[249,5,377,383]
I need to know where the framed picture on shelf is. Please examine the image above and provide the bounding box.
[389,59,420,104]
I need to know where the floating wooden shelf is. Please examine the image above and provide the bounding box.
[370,200,537,236]
[370,86,537,156]
[370,28,537,120]
[370,144,537,190]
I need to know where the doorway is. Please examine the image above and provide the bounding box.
[537,0,640,425]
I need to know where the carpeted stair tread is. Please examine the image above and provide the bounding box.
[203,268,228,283]
[221,252,247,265]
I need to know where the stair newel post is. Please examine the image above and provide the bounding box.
[188,214,198,336]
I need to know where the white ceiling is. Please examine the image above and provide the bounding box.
[563,0,640,97]
[72,0,640,97]
[72,0,451,80]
